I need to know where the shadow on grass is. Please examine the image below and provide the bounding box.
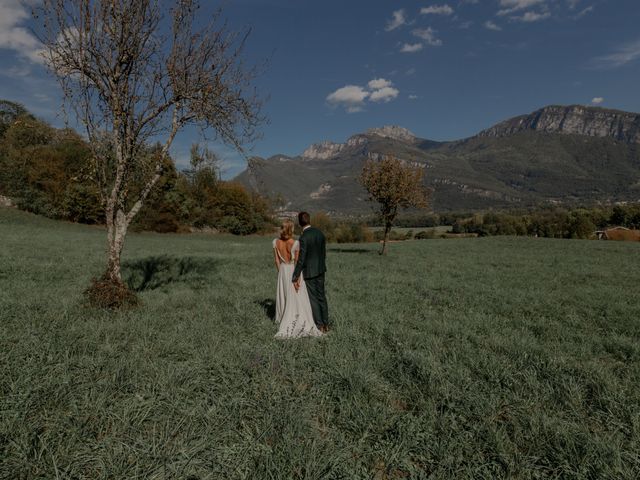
[328,248,372,254]
[123,255,218,292]
[256,298,276,321]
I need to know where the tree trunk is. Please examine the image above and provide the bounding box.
[105,208,128,284]
[380,222,392,255]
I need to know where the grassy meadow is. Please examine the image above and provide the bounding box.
[1,207,639,479]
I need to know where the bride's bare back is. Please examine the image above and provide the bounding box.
[274,238,296,265]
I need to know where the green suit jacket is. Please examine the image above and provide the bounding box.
[292,227,327,282]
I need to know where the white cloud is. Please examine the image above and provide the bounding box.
[591,97,604,105]
[420,4,454,16]
[370,86,400,103]
[327,78,400,113]
[497,0,547,15]
[484,20,503,31]
[0,0,44,63]
[408,94,419,100]
[574,5,594,18]
[368,78,392,90]
[511,11,551,22]
[412,28,443,46]
[591,39,640,69]
[385,9,407,31]
[326,85,369,113]
[400,42,424,53]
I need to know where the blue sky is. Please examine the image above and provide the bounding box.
[1,0,639,177]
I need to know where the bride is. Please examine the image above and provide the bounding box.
[272,220,323,339]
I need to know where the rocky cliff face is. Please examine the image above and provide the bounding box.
[301,136,369,160]
[478,105,640,144]
[366,126,417,142]
[300,126,415,160]
[301,141,345,160]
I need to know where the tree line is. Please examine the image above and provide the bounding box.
[450,206,640,239]
[0,100,272,235]
[362,205,640,240]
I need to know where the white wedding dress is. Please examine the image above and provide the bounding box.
[273,239,323,339]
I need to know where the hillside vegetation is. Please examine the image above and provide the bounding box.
[0,100,272,235]
[1,208,639,478]
[236,105,640,214]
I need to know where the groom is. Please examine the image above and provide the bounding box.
[292,211,329,333]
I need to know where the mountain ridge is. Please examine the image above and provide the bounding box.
[236,105,640,214]
[477,105,640,144]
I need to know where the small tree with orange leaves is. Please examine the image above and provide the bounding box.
[361,155,430,255]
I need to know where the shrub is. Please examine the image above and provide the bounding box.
[415,230,436,240]
[63,183,104,224]
[307,212,374,243]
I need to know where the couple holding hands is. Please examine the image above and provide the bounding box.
[272,212,329,339]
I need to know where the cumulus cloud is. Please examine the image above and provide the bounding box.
[400,42,424,53]
[326,85,370,113]
[408,94,419,100]
[591,39,640,69]
[484,20,503,31]
[0,0,43,63]
[412,27,443,46]
[591,97,604,105]
[327,78,400,113]
[370,86,399,103]
[511,11,551,22]
[386,9,408,31]
[420,4,454,16]
[368,78,392,90]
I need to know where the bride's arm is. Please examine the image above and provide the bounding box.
[273,248,280,272]
[273,241,281,272]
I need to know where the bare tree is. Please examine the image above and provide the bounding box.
[361,155,430,255]
[35,0,263,294]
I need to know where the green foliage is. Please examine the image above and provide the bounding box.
[212,182,271,235]
[1,209,639,478]
[62,183,105,224]
[451,205,640,239]
[0,102,273,235]
[0,114,95,220]
[309,212,374,243]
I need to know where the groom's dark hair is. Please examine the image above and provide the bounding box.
[298,211,311,227]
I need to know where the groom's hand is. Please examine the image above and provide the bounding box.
[293,278,301,291]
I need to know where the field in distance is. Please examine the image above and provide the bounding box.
[1,207,639,479]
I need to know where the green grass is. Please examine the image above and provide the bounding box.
[1,207,639,479]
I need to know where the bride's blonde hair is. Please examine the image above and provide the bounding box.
[279,219,294,241]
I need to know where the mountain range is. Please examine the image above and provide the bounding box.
[235,105,640,214]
